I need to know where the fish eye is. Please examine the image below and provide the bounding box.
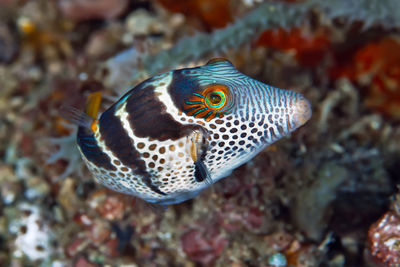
[204,88,227,110]
[206,91,225,109]
[209,93,221,104]
[183,84,231,121]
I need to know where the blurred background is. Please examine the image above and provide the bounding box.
[0,0,400,266]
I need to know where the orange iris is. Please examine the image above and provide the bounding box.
[183,84,230,121]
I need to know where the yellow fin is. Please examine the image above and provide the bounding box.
[85,92,102,119]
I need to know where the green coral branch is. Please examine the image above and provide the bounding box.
[315,0,400,29]
[141,1,309,78]
[105,0,400,92]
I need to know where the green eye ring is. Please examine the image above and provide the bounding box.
[205,90,226,109]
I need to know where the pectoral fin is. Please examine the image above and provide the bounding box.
[187,128,212,184]
[194,160,212,184]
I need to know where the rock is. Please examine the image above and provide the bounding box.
[58,0,128,22]
[291,162,348,241]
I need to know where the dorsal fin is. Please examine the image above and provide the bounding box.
[60,91,102,133]
[85,91,102,119]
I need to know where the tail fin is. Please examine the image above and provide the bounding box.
[60,92,102,133]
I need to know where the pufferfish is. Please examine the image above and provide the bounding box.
[70,59,311,205]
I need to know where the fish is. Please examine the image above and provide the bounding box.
[68,58,312,205]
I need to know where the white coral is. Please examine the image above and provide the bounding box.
[9,203,53,261]
[47,122,82,179]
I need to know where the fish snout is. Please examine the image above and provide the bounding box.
[290,95,312,130]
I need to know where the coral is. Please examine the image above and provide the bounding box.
[7,203,54,261]
[2,0,400,265]
[58,0,128,22]
[157,0,232,30]
[88,189,131,221]
[256,27,331,66]
[367,211,400,266]
[106,0,400,92]
[46,124,82,179]
[331,37,400,119]
[125,9,164,37]
[284,240,319,267]
[316,0,400,29]
[216,204,267,233]
[181,226,227,265]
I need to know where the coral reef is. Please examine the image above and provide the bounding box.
[367,210,400,266]
[157,0,233,30]
[58,0,129,22]
[0,0,400,266]
[331,37,400,119]
[105,0,400,91]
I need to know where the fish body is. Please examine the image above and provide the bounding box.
[77,59,312,205]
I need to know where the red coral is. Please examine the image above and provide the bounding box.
[359,39,400,118]
[181,228,227,265]
[96,195,126,221]
[88,189,131,221]
[330,37,400,119]
[256,27,331,66]
[368,211,400,266]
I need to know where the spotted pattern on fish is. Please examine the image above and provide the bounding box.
[77,59,312,205]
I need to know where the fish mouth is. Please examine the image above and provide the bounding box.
[290,95,312,130]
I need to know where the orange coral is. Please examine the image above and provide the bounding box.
[256,27,331,66]
[284,240,316,267]
[157,0,232,30]
[331,37,400,119]
[357,38,400,118]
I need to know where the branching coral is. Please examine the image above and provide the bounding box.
[47,123,82,179]
[105,0,400,92]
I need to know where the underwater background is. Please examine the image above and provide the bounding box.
[0,0,400,266]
